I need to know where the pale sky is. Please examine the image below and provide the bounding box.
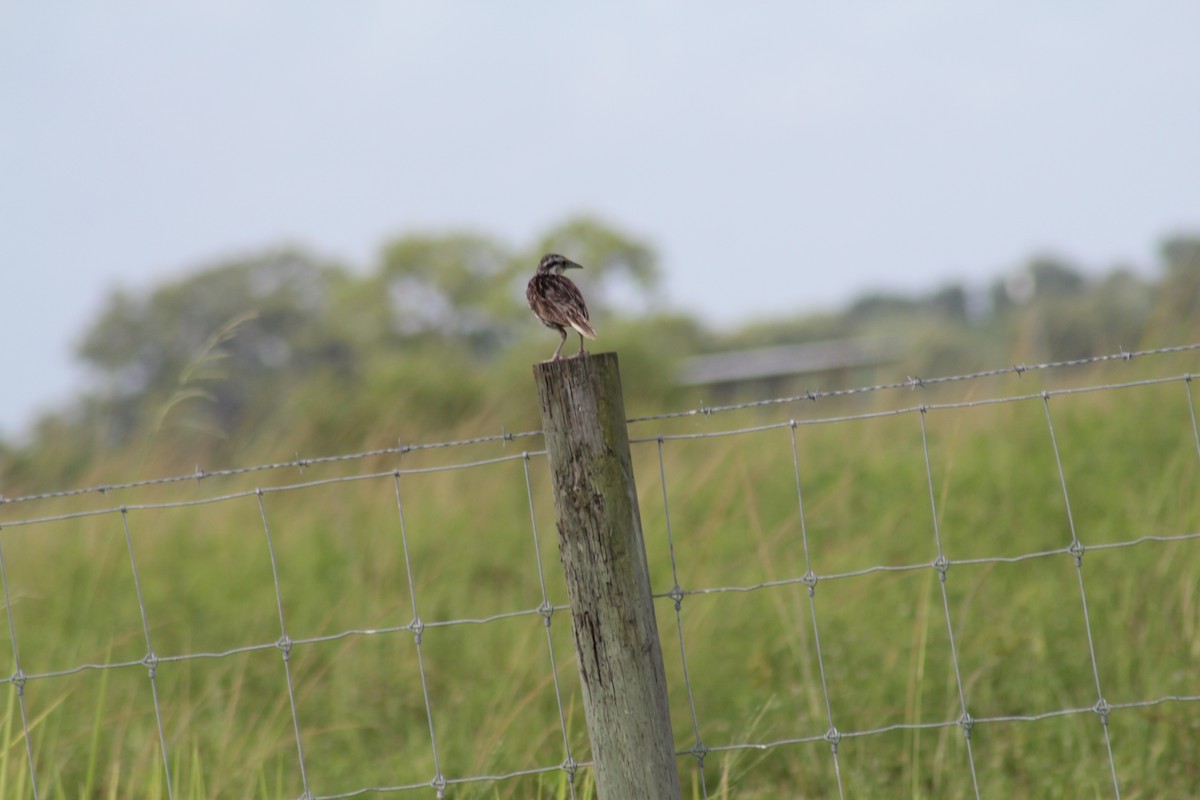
[3,3,1198,437]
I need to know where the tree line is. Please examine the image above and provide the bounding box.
[2,217,1197,490]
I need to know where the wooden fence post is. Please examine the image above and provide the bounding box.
[533,352,681,800]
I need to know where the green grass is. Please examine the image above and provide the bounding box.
[2,363,1199,798]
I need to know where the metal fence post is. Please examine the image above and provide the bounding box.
[533,352,681,800]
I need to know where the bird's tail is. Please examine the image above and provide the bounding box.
[569,318,597,339]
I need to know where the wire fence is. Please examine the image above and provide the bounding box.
[1,342,1199,798]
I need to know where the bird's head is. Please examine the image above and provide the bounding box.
[538,253,583,275]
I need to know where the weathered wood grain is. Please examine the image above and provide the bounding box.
[534,352,681,800]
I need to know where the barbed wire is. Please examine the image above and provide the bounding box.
[0,430,542,508]
[4,342,1197,510]
[7,370,1192,532]
[1,343,1198,797]
[0,451,541,529]
[628,341,1200,423]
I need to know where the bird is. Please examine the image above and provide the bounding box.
[526,253,597,361]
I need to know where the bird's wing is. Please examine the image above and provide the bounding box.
[540,275,597,339]
[555,280,596,339]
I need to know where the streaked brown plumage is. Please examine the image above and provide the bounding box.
[526,253,597,361]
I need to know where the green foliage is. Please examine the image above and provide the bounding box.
[2,367,1198,797]
[719,312,849,351]
[377,231,519,348]
[371,217,661,355]
[76,250,357,444]
[2,219,1200,796]
[1147,235,1200,342]
[1,220,1198,497]
[0,217,667,491]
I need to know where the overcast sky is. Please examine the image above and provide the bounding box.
[2,3,1198,437]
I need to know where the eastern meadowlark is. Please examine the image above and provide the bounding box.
[526,253,597,361]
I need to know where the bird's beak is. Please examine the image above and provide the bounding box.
[565,261,584,270]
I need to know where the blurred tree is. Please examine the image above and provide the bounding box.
[10,218,1193,494]
[847,293,920,323]
[716,312,847,350]
[1026,256,1087,297]
[77,249,354,442]
[1085,268,1154,349]
[69,217,663,451]
[929,283,968,321]
[371,216,661,355]
[848,283,969,326]
[991,255,1087,315]
[1148,234,1200,340]
[375,232,517,353]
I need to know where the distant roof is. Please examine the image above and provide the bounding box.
[680,337,901,386]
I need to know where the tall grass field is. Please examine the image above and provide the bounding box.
[1,354,1198,798]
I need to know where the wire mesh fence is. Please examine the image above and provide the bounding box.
[1,343,1199,798]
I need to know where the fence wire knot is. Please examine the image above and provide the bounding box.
[689,742,709,765]
[824,726,842,753]
[801,570,818,595]
[430,772,447,797]
[560,755,578,778]
[10,668,26,694]
[410,617,425,644]
[537,600,555,626]
[667,584,685,610]
[141,651,160,677]
[958,711,975,738]
[1069,540,1085,564]
[1093,697,1112,725]
[275,635,293,659]
[933,555,950,581]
